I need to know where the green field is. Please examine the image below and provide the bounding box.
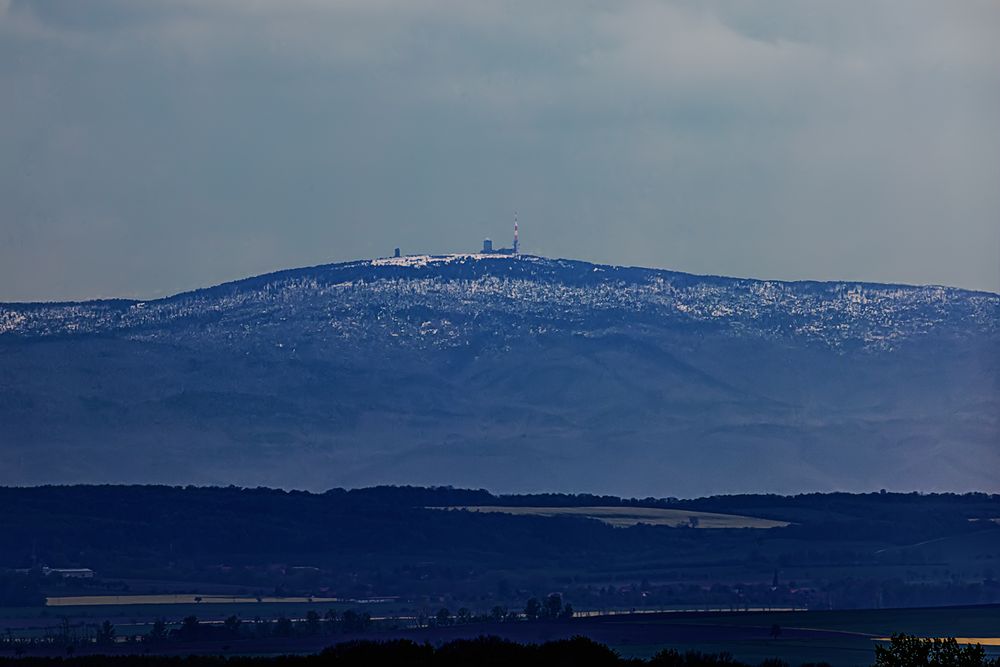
[435,505,790,528]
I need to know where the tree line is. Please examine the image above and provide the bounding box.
[1,595,576,652]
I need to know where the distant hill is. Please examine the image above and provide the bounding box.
[2,485,999,612]
[1,254,997,494]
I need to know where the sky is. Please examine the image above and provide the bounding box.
[1,1,998,302]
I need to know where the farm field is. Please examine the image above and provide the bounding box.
[605,606,1000,665]
[659,605,1000,637]
[435,505,790,529]
[46,595,340,606]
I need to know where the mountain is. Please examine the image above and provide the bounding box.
[1,254,997,495]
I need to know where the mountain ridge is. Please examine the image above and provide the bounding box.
[5,253,999,308]
[3,254,997,352]
[0,254,996,494]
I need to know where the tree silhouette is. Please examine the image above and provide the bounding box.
[324,609,339,634]
[223,615,242,636]
[875,634,999,667]
[178,615,199,639]
[304,610,321,636]
[544,593,563,619]
[340,610,371,632]
[273,616,293,638]
[147,618,167,642]
[95,620,115,645]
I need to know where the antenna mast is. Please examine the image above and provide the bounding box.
[513,211,519,255]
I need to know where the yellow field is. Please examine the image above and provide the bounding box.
[46,595,339,606]
[434,505,789,529]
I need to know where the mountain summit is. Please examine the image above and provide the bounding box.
[1,254,997,494]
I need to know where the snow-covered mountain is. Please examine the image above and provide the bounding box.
[1,255,997,495]
[3,254,997,349]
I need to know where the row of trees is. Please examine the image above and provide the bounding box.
[421,594,573,628]
[160,610,375,642]
[524,594,574,620]
[0,610,376,653]
[1,595,575,652]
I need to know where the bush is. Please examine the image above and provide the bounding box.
[875,634,1000,667]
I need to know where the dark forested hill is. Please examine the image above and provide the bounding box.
[1,254,997,494]
[2,485,998,569]
[2,485,1000,611]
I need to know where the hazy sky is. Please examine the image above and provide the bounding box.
[2,1,998,301]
